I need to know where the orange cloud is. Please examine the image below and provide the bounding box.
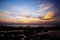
[43,11,55,19]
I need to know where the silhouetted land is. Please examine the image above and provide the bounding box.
[0,25,60,40]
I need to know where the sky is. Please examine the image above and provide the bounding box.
[0,0,60,25]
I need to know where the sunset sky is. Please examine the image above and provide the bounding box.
[0,0,60,25]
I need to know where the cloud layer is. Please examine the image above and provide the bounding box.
[0,0,60,24]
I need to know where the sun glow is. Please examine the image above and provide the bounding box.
[44,11,55,19]
[20,17,40,23]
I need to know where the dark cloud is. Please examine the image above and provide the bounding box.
[52,0,60,19]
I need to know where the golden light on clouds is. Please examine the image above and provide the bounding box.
[0,3,56,24]
[0,10,56,24]
[43,11,55,19]
[18,17,40,23]
[0,17,41,24]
